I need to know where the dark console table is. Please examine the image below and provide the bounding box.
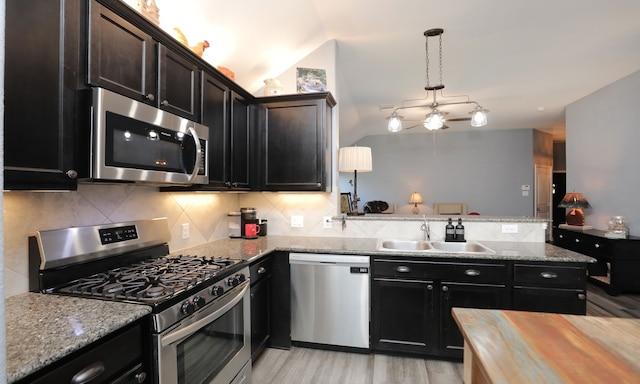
[554,227,640,295]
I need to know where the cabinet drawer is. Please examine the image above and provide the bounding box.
[250,256,272,286]
[514,264,586,288]
[373,259,439,279]
[439,262,506,284]
[556,230,610,257]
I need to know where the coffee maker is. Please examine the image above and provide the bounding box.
[240,208,260,239]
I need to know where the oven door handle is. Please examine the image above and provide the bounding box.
[187,126,202,182]
[161,283,248,347]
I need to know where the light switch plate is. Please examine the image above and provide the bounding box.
[323,216,332,229]
[501,224,518,234]
[181,223,190,239]
[291,215,304,228]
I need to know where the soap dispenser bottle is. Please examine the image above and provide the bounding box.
[455,218,466,242]
[445,218,455,242]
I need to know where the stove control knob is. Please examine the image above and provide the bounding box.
[227,276,240,287]
[181,301,195,316]
[211,285,224,297]
[237,273,246,283]
[193,296,206,309]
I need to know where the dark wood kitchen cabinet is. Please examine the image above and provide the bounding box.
[250,256,272,361]
[88,0,201,121]
[4,0,84,190]
[512,263,587,314]
[372,275,436,355]
[554,227,640,295]
[372,258,508,359]
[258,93,335,191]
[200,73,255,190]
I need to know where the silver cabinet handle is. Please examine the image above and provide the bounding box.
[578,293,586,300]
[71,362,105,384]
[427,284,433,291]
[395,266,410,273]
[465,269,481,277]
[575,239,580,243]
[558,234,564,239]
[66,169,78,179]
[146,93,155,101]
[442,285,449,292]
[161,100,169,107]
[595,243,600,248]
[540,272,558,279]
[257,266,267,274]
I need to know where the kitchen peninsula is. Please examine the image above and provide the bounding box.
[453,308,640,383]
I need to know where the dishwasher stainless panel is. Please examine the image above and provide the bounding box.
[289,253,370,349]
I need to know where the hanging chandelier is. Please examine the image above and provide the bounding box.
[382,28,489,132]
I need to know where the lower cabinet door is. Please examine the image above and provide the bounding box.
[513,286,586,315]
[372,278,435,355]
[250,275,271,361]
[440,282,508,358]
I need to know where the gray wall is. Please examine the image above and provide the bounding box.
[339,129,537,216]
[566,69,640,235]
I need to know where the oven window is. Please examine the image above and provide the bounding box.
[177,299,244,384]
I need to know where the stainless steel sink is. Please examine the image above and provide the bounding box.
[377,239,494,254]
[378,239,433,251]
[429,241,494,254]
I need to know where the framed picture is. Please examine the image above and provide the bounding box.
[340,192,352,214]
[296,67,327,93]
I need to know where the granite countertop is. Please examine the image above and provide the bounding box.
[5,293,152,383]
[453,308,640,383]
[175,235,596,264]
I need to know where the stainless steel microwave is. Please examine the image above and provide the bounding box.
[89,87,209,185]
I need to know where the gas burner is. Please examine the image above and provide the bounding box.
[145,286,167,298]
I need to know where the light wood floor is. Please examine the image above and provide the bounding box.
[253,283,640,384]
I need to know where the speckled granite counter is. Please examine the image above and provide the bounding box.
[175,235,596,264]
[6,292,151,383]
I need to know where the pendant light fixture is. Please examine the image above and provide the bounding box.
[382,28,489,132]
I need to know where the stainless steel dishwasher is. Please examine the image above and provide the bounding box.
[289,253,370,349]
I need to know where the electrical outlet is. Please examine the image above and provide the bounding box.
[291,215,304,228]
[501,224,518,234]
[323,216,332,229]
[181,223,190,239]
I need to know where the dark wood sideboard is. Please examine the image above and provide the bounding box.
[554,227,640,295]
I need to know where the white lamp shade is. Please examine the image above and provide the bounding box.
[409,192,423,204]
[424,110,444,130]
[387,115,403,132]
[338,146,372,172]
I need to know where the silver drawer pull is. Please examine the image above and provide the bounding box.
[595,243,600,248]
[395,266,411,273]
[465,269,481,277]
[558,234,564,238]
[257,266,267,274]
[575,239,580,243]
[578,293,586,300]
[540,272,558,279]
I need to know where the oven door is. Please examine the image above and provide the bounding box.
[155,283,251,384]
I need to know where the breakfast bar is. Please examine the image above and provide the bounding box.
[452,308,640,383]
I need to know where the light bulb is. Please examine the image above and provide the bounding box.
[387,114,403,132]
[424,110,444,130]
[471,107,488,127]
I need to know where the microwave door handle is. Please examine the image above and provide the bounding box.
[187,126,202,181]
[161,283,248,347]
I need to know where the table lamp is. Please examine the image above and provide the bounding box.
[409,192,424,214]
[558,191,591,226]
[338,146,372,215]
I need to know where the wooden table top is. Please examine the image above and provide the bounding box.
[452,308,640,384]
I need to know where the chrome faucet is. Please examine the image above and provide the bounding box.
[420,215,430,241]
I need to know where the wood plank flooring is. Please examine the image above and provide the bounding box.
[253,283,640,384]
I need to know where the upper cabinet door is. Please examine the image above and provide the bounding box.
[87,1,155,102]
[260,93,335,191]
[157,44,201,121]
[229,92,252,189]
[4,0,83,190]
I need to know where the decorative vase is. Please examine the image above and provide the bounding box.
[263,79,283,96]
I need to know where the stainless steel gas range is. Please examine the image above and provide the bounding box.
[29,218,251,384]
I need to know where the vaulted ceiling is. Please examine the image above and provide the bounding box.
[151,0,640,145]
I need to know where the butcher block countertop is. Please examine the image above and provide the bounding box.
[452,308,640,384]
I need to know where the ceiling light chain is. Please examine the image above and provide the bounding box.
[384,28,488,133]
